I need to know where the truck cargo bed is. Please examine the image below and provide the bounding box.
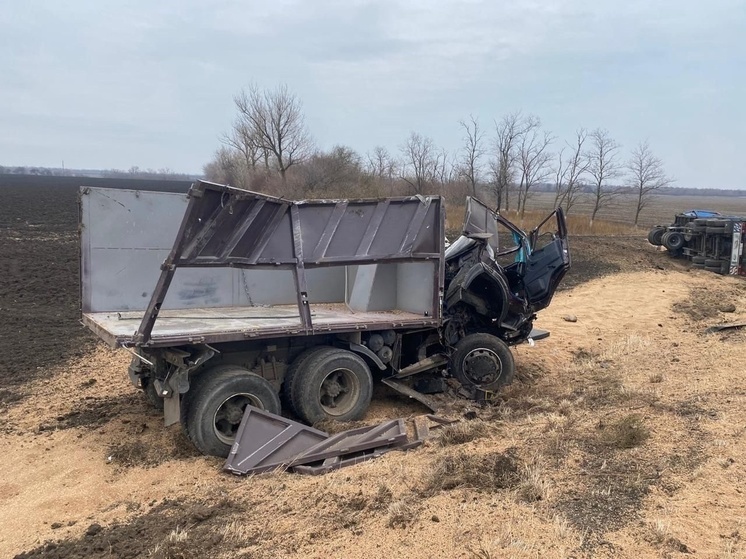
[84,304,439,348]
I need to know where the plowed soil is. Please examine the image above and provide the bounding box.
[2,182,745,558]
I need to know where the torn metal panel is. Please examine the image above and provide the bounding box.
[288,419,408,466]
[393,354,448,379]
[705,321,746,334]
[174,182,442,268]
[292,447,394,475]
[223,406,328,475]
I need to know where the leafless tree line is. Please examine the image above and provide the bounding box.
[205,84,673,225]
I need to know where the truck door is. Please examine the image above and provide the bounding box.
[523,208,570,311]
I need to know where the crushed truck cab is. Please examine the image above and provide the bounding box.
[80,181,570,456]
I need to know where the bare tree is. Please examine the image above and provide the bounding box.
[552,147,567,208]
[366,146,396,181]
[587,129,622,226]
[221,119,263,173]
[516,116,553,217]
[458,115,484,196]
[233,84,313,185]
[399,132,436,194]
[203,147,242,187]
[558,128,590,214]
[489,112,523,211]
[627,141,674,225]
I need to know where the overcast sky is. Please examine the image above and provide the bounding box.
[1,0,744,188]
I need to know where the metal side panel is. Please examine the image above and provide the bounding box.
[175,182,443,267]
[80,187,350,314]
[223,406,329,475]
[288,419,408,466]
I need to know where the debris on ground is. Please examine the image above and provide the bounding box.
[224,406,457,476]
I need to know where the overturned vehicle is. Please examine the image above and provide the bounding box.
[80,181,570,456]
[648,210,745,276]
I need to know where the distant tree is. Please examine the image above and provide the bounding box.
[587,129,622,226]
[627,141,674,225]
[399,132,437,194]
[554,128,589,214]
[300,145,363,195]
[434,147,457,189]
[516,116,553,217]
[365,146,397,182]
[221,118,263,173]
[232,84,313,185]
[489,112,523,211]
[203,147,242,187]
[458,115,485,196]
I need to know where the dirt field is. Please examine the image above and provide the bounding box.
[2,183,746,558]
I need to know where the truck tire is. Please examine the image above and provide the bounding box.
[183,366,281,457]
[282,346,329,415]
[142,377,165,411]
[663,232,684,251]
[450,333,515,392]
[705,265,724,274]
[647,227,665,246]
[692,255,706,264]
[287,347,373,425]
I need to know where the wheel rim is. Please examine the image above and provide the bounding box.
[462,348,503,386]
[318,368,360,417]
[212,393,263,445]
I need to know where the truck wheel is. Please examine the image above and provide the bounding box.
[282,346,328,415]
[692,255,706,264]
[647,227,665,246]
[142,377,164,411]
[183,366,281,457]
[287,347,373,425]
[663,232,685,251]
[450,333,515,392]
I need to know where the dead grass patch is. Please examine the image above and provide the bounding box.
[435,419,491,446]
[600,414,651,449]
[424,449,522,494]
[386,497,420,528]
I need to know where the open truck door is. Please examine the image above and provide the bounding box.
[459,198,570,313]
[523,207,571,311]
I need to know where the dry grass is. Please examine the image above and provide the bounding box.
[435,419,491,446]
[424,449,522,494]
[601,414,651,449]
[445,203,640,237]
[386,498,420,528]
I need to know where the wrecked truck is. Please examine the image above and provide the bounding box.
[80,181,570,457]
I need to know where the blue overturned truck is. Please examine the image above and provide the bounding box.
[648,210,745,275]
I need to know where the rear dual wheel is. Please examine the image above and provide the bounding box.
[182,366,281,457]
[647,227,666,246]
[284,347,373,425]
[662,231,685,251]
